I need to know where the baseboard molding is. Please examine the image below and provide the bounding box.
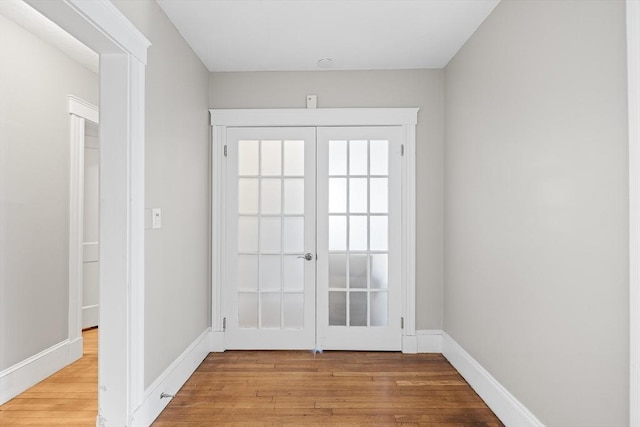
[131,328,211,427]
[209,331,225,352]
[0,337,83,405]
[442,332,544,427]
[82,304,99,329]
[416,330,443,353]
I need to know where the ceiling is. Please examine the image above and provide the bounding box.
[157,0,500,72]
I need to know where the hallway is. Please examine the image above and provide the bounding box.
[0,329,97,426]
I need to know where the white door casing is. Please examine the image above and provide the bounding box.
[28,1,150,425]
[68,95,99,335]
[83,121,100,329]
[210,108,418,353]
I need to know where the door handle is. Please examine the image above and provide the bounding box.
[297,253,314,261]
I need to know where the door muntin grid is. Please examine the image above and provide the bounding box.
[236,138,307,330]
[327,139,391,328]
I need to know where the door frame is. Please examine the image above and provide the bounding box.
[68,95,99,342]
[210,108,419,352]
[26,1,150,425]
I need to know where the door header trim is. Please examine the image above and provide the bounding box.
[210,108,419,127]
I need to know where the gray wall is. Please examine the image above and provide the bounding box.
[443,1,629,425]
[210,70,444,330]
[111,0,211,387]
[0,15,98,370]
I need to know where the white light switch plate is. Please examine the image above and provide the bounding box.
[152,208,162,229]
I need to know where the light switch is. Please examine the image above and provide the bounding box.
[152,208,162,229]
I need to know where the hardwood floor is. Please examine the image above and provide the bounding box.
[0,334,503,426]
[153,351,503,426]
[0,328,98,426]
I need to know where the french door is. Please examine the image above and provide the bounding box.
[224,126,402,351]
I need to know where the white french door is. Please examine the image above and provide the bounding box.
[225,127,317,349]
[316,127,402,350]
[224,125,402,351]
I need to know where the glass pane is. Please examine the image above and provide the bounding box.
[329,254,346,289]
[260,217,281,252]
[329,140,347,175]
[349,292,367,326]
[329,178,347,213]
[370,178,388,214]
[370,140,388,175]
[349,254,368,289]
[370,216,388,251]
[329,216,347,250]
[283,293,304,329]
[284,140,304,176]
[238,293,258,328]
[261,140,281,176]
[349,216,367,251]
[237,255,258,291]
[238,217,258,252]
[370,292,388,327]
[283,255,304,291]
[261,293,281,328]
[238,140,259,175]
[349,178,367,213]
[371,254,388,289]
[261,179,281,214]
[283,217,304,253]
[349,140,368,175]
[329,291,346,326]
[238,178,259,214]
[283,179,304,214]
[260,255,281,291]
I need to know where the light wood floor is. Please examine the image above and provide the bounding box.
[0,328,98,426]
[0,332,503,426]
[153,351,503,426]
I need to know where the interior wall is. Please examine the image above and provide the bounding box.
[209,70,444,330]
[111,0,211,388]
[0,15,98,371]
[443,1,629,425]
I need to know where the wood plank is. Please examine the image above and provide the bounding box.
[0,331,503,426]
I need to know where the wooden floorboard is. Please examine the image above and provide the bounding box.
[0,328,98,427]
[154,351,503,426]
[0,333,503,426]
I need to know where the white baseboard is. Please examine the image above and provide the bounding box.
[416,329,443,353]
[402,334,418,353]
[0,337,83,405]
[442,332,544,427]
[82,304,99,329]
[130,328,211,427]
[209,331,225,352]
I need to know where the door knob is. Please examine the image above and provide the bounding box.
[297,253,314,261]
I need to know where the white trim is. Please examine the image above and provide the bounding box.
[210,108,418,127]
[416,330,443,353]
[24,2,150,425]
[209,331,225,352]
[68,96,99,350]
[0,338,82,405]
[69,95,99,124]
[25,0,150,64]
[442,333,544,427]
[401,124,417,353]
[82,304,100,330]
[211,125,226,334]
[628,1,640,426]
[210,108,419,351]
[131,328,211,427]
